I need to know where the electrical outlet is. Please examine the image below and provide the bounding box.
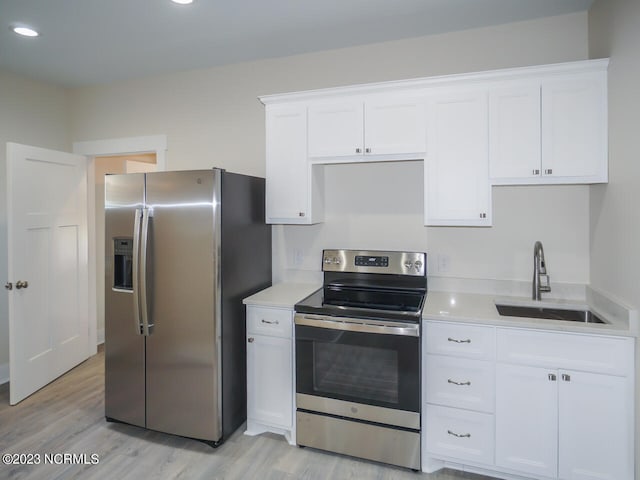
[437,254,450,273]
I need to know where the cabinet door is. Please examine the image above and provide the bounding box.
[541,72,607,182]
[365,97,426,155]
[308,101,364,158]
[489,84,541,182]
[558,370,633,480]
[495,363,558,478]
[265,104,313,223]
[425,90,491,226]
[247,335,293,429]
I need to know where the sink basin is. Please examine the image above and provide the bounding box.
[496,304,606,324]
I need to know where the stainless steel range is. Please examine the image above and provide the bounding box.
[294,249,426,470]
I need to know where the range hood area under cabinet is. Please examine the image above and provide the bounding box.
[260,59,608,227]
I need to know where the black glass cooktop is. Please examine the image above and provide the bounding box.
[295,285,426,322]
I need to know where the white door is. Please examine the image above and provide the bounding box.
[247,334,292,429]
[425,89,491,226]
[495,363,558,478]
[558,370,633,480]
[365,97,427,155]
[7,143,89,405]
[307,101,364,158]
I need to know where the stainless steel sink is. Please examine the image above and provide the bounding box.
[495,304,606,324]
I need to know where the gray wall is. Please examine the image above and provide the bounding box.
[0,71,71,373]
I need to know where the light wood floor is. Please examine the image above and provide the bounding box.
[0,349,497,480]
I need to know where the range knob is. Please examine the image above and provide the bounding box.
[404,261,413,269]
[414,260,423,271]
[324,257,332,264]
[333,257,341,265]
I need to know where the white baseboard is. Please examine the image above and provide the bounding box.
[0,363,9,385]
[97,328,105,346]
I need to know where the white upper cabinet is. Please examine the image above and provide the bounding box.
[265,104,323,224]
[489,83,542,182]
[490,63,608,185]
[308,101,364,158]
[260,59,609,225]
[425,89,491,226]
[541,72,608,183]
[364,97,427,156]
[307,96,426,161]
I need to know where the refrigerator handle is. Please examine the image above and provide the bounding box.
[140,207,153,336]
[132,208,143,335]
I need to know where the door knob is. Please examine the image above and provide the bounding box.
[4,282,12,290]
[15,280,28,289]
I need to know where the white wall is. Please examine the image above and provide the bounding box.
[588,0,640,311]
[71,12,590,290]
[0,71,71,372]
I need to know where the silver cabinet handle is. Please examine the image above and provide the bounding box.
[447,430,471,438]
[548,373,557,381]
[247,337,255,343]
[447,379,471,386]
[562,374,571,382]
[544,168,553,175]
[365,147,371,153]
[533,169,540,175]
[355,148,362,153]
[447,337,471,344]
[15,280,28,289]
[298,212,305,217]
[261,319,279,325]
[5,282,12,290]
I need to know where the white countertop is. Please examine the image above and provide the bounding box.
[423,291,637,337]
[243,283,638,337]
[243,282,320,309]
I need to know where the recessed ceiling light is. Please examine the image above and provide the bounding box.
[171,0,194,4]
[12,26,39,37]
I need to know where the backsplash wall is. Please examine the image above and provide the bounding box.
[274,161,590,290]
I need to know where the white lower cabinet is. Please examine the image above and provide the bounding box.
[495,327,635,480]
[424,320,635,480]
[245,305,295,445]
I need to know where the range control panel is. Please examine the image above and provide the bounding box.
[322,249,426,277]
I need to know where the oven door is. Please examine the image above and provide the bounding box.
[295,314,420,415]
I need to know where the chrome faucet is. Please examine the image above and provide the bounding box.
[532,241,551,300]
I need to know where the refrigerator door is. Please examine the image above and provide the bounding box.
[104,173,146,427]
[144,170,221,441]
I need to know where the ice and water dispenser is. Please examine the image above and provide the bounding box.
[113,238,133,290]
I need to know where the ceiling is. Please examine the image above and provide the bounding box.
[0,0,594,88]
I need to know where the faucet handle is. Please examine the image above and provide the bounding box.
[539,274,551,292]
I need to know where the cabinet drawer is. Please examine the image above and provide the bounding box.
[496,328,634,376]
[425,322,495,359]
[247,306,293,338]
[425,405,494,466]
[425,355,494,413]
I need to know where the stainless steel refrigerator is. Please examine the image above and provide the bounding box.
[104,169,271,446]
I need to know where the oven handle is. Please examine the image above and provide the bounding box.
[294,313,420,337]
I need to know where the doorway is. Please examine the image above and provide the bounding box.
[73,135,167,354]
[95,153,157,343]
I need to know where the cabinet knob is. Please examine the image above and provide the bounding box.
[248,337,255,343]
[4,282,12,290]
[15,280,29,289]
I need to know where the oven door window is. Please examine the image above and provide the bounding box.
[295,325,420,412]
